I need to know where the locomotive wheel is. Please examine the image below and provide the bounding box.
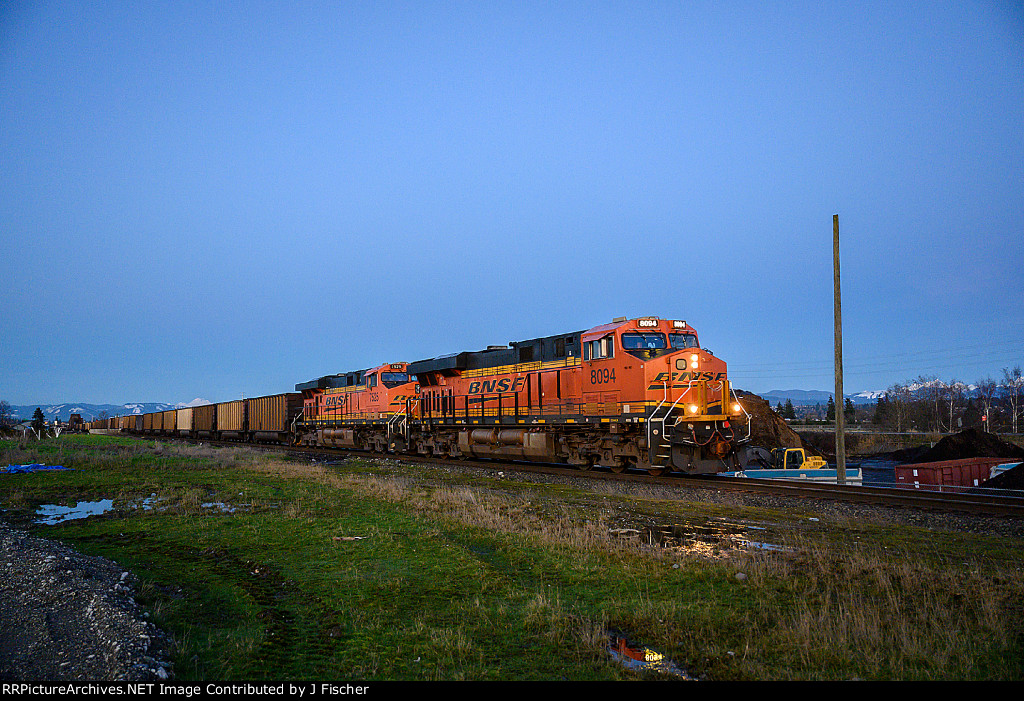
[609,464,626,474]
[646,467,666,477]
[576,458,594,472]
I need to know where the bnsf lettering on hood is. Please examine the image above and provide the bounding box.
[466,377,528,394]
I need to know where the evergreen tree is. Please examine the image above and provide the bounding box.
[784,399,796,420]
[963,399,982,429]
[826,395,836,422]
[873,396,890,425]
[31,407,46,435]
[844,398,856,423]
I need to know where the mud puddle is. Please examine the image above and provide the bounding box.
[29,493,264,525]
[34,499,115,525]
[610,518,789,557]
[607,630,695,679]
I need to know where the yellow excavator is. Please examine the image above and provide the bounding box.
[770,447,827,470]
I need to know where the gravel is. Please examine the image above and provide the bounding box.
[0,520,173,681]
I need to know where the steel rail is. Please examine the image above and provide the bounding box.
[129,434,1024,519]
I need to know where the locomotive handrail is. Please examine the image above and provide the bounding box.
[728,384,753,444]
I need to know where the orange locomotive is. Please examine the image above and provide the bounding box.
[295,317,748,475]
[295,362,418,452]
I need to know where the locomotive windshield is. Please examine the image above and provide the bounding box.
[622,331,699,360]
[622,333,666,350]
[622,332,668,360]
[669,333,699,350]
[381,372,410,387]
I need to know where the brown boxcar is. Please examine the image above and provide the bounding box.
[162,409,177,434]
[177,407,193,435]
[246,393,302,443]
[194,403,216,437]
[218,400,246,438]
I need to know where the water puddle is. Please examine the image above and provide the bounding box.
[611,521,790,557]
[201,502,237,513]
[139,494,250,514]
[607,632,694,679]
[35,499,114,525]
[31,494,258,524]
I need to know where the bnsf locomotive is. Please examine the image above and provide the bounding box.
[96,317,749,475]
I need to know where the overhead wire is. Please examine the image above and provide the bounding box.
[727,337,1023,371]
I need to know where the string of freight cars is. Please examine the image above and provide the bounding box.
[86,316,750,477]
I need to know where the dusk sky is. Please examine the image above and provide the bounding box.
[2,1,1022,406]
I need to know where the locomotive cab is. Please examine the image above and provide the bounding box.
[295,362,417,451]
[581,317,747,474]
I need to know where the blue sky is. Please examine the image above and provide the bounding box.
[2,1,1022,405]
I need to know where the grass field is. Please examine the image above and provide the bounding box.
[2,435,1022,681]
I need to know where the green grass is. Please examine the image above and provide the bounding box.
[2,435,1022,680]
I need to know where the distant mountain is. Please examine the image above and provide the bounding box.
[5,399,212,422]
[756,381,981,408]
[757,389,881,406]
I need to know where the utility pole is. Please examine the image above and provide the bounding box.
[833,214,846,484]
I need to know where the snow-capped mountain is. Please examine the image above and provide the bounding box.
[758,381,983,407]
[4,400,213,422]
[756,389,879,406]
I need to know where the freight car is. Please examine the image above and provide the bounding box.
[121,316,748,475]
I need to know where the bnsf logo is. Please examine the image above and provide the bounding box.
[651,371,727,383]
[467,377,527,394]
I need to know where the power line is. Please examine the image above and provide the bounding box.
[730,349,1022,375]
[731,353,1023,382]
[728,337,1023,370]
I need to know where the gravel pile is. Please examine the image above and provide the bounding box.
[0,520,173,681]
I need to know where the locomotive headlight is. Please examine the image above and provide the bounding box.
[690,353,699,369]
[688,404,699,414]
[732,403,741,413]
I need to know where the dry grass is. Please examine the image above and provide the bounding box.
[242,456,1024,679]
[7,436,1021,679]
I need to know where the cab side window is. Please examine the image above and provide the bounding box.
[584,337,615,360]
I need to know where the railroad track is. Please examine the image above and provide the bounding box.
[155,435,1024,519]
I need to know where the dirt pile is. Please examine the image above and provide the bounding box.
[909,429,1024,464]
[981,463,1024,490]
[734,392,816,454]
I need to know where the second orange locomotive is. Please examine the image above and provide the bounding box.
[294,316,748,474]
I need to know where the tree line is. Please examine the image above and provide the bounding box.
[872,366,1022,434]
[776,366,1023,434]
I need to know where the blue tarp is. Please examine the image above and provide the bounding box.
[2,464,70,473]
